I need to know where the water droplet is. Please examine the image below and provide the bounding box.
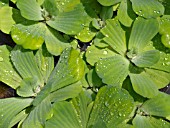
[138,10,142,13]
[153,10,157,13]
[1,114,3,117]
[162,62,165,66]
[88,50,91,53]
[110,112,113,116]
[103,50,108,55]
[156,11,160,14]
[0,57,3,62]
[118,113,122,116]
[61,2,64,5]
[105,34,109,37]
[164,58,168,60]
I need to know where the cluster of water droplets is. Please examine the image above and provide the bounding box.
[136,9,161,17]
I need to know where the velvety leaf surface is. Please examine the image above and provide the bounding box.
[131,0,164,18]
[0,6,15,34]
[97,0,121,6]
[11,22,46,50]
[129,72,159,98]
[0,98,33,128]
[47,4,87,35]
[22,97,52,128]
[86,45,116,66]
[0,45,22,89]
[17,0,43,21]
[141,92,170,117]
[117,0,136,27]
[131,50,160,67]
[11,46,44,86]
[128,17,159,52]
[88,86,134,127]
[96,55,129,85]
[100,6,113,21]
[35,46,54,83]
[101,19,127,55]
[45,27,70,56]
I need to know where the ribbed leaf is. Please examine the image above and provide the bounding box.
[96,55,129,85]
[86,45,116,66]
[45,26,70,56]
[133,115,170,128]
[117,0,136,27]
[45,91,92,128]
[48,81,82,103]
[88,86,134,127]
[11,46,44,86]
[0,98,33,128]
[35,46,54,83]
[100,6,113,21]
[101,19,127,55]
[141,92,170,117]
[128,17,159,52]
[129,72,159,98]
[11,22,46,50]
[131,50,160,67]
[97,0,121,6]
[131,0,164,18]
[17,0,43,21]
[145,68,170,89]
[17,77,39,97]
[0,6,15,34]
[47,4,87,35]
[0,1,8,8]
[33,48,84,106]
[0,45,22,89]
[22,97,52,128]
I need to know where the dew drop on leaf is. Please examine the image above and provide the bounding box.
[0,57,3,62]
[104,101,109,107]
[103,50,108,55]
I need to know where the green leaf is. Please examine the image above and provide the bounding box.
[159,0,170,15]
[132,115,154,128]
[131,0,164,18]
[11,22,46,50]
[133,115,170,128]
[33,48,84,106]
[22,97,52,128]
[145,68,170,89]
[88,86,134,127]
[45,91,92,128]
[47,4,87,35]
[97,0,121,6]
[35,45,54,83]
[131,50,160,67]
[96,55,129,85]
[117,0,136,27]
[0,98,33,128]
[161,34,170,48]
[17,77,39,97]
[101,19,127,55]
[0,6,15,34]
[141,92,170,117]
[11,46,44,86]
[128,17,159,52]
[76,26,96,43]
[86,45,116,66]
[17,0,43,21]
[45,26,70,56]
[129,72,159,98]
[100,6,113,21]
[87,69,102,88]
[159,15,170,35]
[48,81,82,103]
[0,45,22,89]
[0,0,8,8]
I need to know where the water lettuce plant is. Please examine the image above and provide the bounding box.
[0,0,170,128]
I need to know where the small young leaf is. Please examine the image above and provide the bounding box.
[88,86,134,127]
[141,92,170,117]
[17,0,43,21]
